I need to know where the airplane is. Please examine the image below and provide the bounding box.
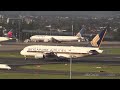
[20,29,107,60]
[0,64,11,70]
[29,27,87,43]
[0,37,10,42]
[0,30,18,46]
[0,30,16,43]
[0,30,13,42]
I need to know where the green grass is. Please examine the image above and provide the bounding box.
[102,48,120,54]
[0,72,120,79]
[20,63,120,74]
[0,52,23,58]
[72,76,120,79]
[0,73,68,79]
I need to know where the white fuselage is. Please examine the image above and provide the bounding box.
[0,37,9,42]
[20,45,103,59]
[0,64,11,70]
[30,35,81,42]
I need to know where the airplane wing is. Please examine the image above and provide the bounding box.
[49,37,61,43]
[43,51,72,59]
[35,52,58,59]
[41,52,68,60]
[44,52,57,57]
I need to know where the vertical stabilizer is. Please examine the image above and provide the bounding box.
[76,27,86,37]
[90,29,107,48]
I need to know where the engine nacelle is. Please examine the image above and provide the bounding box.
[44,39,49,42]
[35,54,43,59]
[89,50,99,55]
[78,40,80,42]
[44,52,57,57]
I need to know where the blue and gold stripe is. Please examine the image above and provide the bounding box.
[91,29,107,48]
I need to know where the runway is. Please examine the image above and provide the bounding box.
[0,42,120,52]
[0,54,120,66]
[2,41,120,48]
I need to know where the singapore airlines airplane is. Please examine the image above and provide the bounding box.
[29,27,87,43]
[20,29,107,60]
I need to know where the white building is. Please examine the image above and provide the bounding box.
[7,18,22,24]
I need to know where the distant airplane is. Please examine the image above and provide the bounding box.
[0,37,10,42]
[45,25,51,28]
[0,30,17,45]
[29,27,87,43]
[20,29,107,60]
[0,64,11,70]
[0,30,13,42]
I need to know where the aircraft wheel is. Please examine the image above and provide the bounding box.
[24,56,27,60]
[43,55,46,60]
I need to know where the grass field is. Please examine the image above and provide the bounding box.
[0,73,68,79]
[0,63,120,79]
[0,52,22,58]
[20,63,120,74]
[102,48,120,54]
[0,72,120,79]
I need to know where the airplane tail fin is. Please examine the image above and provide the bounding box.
[90,29,107,48]
[7,30,16,38]
[7,30,18,41]
[7,30,13,38]
[76,26,86,37]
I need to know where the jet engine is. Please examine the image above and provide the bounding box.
[44,52,57,57]
[44,39,49,42]
[35,54,44,59]
[89,50,99,55]
[49,37,61,43]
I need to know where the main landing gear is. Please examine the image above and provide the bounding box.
[24,56,27,60]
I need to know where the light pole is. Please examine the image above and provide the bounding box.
[45,25,51,36]
[49,25,51,36]
[18,20,21,42]
[70,56,72,79]
[50,27,51,36]
[72,24,73,36]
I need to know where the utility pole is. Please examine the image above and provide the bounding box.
[50,27,51,36]
[72,24,73,36]
[18,19,22,42]
[49,25,51,36]
[70,56,72,79]
[18,20,21,42]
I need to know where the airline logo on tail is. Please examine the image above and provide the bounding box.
[90,29,107,48]
[7,30,13,38]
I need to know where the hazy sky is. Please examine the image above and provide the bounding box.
[0,11,120,17]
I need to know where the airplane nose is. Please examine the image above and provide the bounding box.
[20,50,24,55]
